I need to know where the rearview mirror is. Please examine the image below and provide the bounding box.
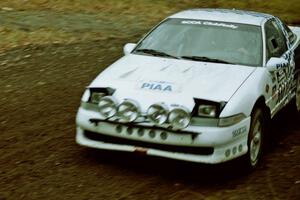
[123,43,136,55]
[266,57,289,72]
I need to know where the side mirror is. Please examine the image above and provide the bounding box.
[266,57,289,72]
[123,43,136,55]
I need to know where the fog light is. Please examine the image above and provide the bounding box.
[147,103,169,125]
[118,99,140,122]
[168,107,191,129]
[98,96,118,119]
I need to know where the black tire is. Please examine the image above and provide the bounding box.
[240,107,266,171]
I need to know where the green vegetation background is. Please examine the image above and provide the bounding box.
[0,0,299,51]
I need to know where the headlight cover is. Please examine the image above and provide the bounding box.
[98,96,118,119]
[168,107,191,129]
[147,103,169,125]
[117,99,140,122]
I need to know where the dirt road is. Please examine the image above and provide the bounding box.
[1,1,300,198]
[0,40,299,200]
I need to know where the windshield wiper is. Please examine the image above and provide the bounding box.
[135,49,179,59]
[181,56,233,64]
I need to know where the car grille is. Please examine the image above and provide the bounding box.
[84,131,214,155]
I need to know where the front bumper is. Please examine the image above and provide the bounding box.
[76,107,251,164]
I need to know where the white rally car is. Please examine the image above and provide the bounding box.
[76,9,300,169]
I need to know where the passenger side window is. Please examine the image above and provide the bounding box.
[265,19,288,60]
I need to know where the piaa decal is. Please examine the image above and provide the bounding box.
[141,82,173,92]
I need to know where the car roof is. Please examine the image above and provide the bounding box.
[168,9,274,26]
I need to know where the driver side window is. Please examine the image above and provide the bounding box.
[265,19,288,61]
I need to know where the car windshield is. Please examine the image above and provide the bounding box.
[133,18,263,66]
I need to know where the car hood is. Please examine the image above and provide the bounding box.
[89,54,256,111]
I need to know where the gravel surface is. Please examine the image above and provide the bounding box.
[0,41,299,200]
[1,2,300,199]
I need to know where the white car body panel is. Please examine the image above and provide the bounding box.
[220,68,270,117]
[76,108,251,163]
[289,26,300,36]
[90,54,256,111]
[76,9,300,164]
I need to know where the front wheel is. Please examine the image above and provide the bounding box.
[241,108,266,170]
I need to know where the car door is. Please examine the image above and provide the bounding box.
[278,18,300,110]
[265,18,294,114]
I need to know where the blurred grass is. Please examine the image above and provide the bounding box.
[0,0,299,22]
[0,0,299,52]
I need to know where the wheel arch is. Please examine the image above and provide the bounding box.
[241,97,268,170]
[250,96,271,151]
[252,96,271,120]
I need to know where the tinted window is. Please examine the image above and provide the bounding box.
[134,18,263,66]
[265,19,288,60]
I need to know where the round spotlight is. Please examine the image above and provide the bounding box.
[117,99,140,122]
[168,107,191,129]
[147,103,169,125]
[98,96,118,119]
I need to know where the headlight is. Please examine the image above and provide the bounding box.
[193,99,226,118]
[90,92,106,104]
[168,107,191,129]
[147,103,169,125]
[218,113,246,127]
[117,99,140,122]
[98,96,118,119]
[87,87,116,104]
[198,105,217,118]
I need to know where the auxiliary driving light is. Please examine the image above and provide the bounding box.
[98,96,118,119]
[147,103,169,125]
[117,99,140,122]
[168,107,191,129]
